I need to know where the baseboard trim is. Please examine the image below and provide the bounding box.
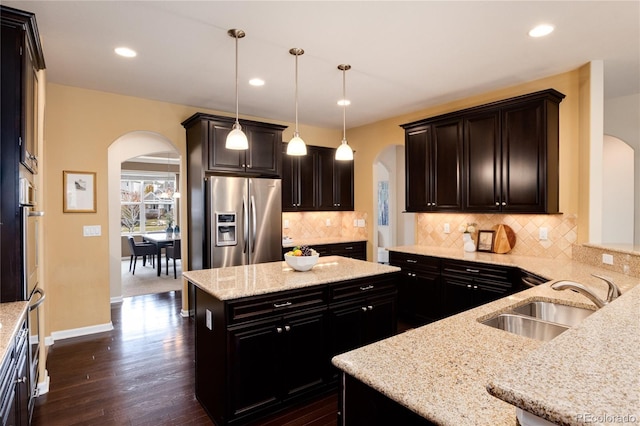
[180,309,191,318]
[36,370,50,396]
[49,322,114,343]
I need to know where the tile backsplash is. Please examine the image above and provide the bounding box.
[282,211,368,240]
[416,213,578,260]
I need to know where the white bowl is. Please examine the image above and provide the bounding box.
[284,252,319,272]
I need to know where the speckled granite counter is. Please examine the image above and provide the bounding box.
[182,255,399,300]
[331,245,639,426]
[282,236,367,249]
[0,301,28,366]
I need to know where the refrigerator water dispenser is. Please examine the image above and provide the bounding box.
[215,213,237,246]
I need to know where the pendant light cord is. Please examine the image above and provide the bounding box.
[294,53,299,135]
[234,34,240,125]
[342,68,346,141]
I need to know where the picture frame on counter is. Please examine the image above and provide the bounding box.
[63,170,96,213]
[477,230,495,252]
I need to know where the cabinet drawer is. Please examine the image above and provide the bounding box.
[441,259,511,281]
[330,242,366,260]
[389,252,440,274]
[330,275,397,304]
[228,287,327,324]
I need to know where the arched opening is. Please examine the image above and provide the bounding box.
[372,145,414,263]
[107,131,184,310]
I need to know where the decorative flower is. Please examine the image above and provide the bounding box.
[458,223,477,233]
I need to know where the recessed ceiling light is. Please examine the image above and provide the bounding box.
[249,78,265,86]
[337,99,351,106]
[529,24,554,38]
[114,47,137,58]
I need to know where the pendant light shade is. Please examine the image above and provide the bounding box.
[287,48,307,156]
[335,64,353,161]
[226,29,248,150]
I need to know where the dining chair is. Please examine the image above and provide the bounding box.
[127,236,156,275]
[165,239,181,279]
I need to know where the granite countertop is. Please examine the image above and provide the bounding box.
[182,255,400,301]
[282,236,367,249]
[331,245,639,426]
[0,301,29,366]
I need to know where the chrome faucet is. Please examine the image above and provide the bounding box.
[550,274,622,309]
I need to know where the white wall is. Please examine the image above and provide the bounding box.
[604,93,640,245]
[602,135,634,243]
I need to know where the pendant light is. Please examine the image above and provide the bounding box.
[335,64,354,161]
[225,29,248,150]
[286,48,307,156]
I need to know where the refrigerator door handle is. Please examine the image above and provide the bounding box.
[243,196,249,254]
[250,195,257,253]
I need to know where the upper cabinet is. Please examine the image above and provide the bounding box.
[402,89,564,214]
[282,144,354,212]
[182,113,286,178]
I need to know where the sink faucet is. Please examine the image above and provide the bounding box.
[550,274,622,309]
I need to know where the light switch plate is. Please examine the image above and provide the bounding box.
[357,219,365,227]
[354,219,358,227]
[284,219,290,229]
[444,223,450,234]
[602,254,614,265]
[83,225,101,237]
[539,227,548,240]
[326,219,331,226]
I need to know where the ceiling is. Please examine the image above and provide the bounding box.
[5,1,639,129]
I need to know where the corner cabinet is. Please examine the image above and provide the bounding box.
[182,113,286,178]
[402,89,564,213]
[282,144,354,212]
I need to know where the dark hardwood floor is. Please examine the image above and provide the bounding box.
[33,291,338,426]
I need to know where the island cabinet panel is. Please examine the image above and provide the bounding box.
[192,271,399,425]
[402,89,564,213]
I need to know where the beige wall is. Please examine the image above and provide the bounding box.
[43,69,585,337]
[43,83,340,337]
[347,70,582,261]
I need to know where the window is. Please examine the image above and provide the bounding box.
[121,171,177,234]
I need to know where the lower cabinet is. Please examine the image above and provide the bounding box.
[193,272,399,425]
[282,241,366,261]
[0,310,29,426]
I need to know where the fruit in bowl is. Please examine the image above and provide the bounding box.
[284,245,319,271]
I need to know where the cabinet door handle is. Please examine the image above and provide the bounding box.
[367,305,373,311]
[406,259,417,263]
[359,285,374,291]
[273,301,292,308]
[501,202,506,206]
[473,285,478,289]
[466,268,479,273]
[467,284,472,288]
[344,246,353,250]
[284,325,291,332]
[495,201,500,206]
[276,327,283,333]
[361,306,368,312]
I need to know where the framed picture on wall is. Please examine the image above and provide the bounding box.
[477,230,495,252]
[63,171,96,213]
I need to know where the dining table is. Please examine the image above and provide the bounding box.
[142,233,180,277]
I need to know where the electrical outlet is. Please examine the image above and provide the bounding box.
[539,227,548,240]
[354,219,358,227]
[444,223,450,234]
[283,219,290,229]
[602,254,614,265]
[325,219,331,226]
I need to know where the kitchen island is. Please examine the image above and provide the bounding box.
[183,256,400,426]
[332,246,639,425]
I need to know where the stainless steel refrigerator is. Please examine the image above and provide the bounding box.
[205,176,282,268]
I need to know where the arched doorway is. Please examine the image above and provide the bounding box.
[372,144,414,263]
[107,131,184,310]
[602,134,634,244]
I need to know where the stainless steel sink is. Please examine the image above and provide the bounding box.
[482,314,569,342]
[511,301,594,327]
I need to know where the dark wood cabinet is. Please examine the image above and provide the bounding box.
[440,259,517,316]
[402,89,564,213]
[403,119,463,212]
[282,241,366,261]
[0,310,29,426]
[281,143,317,210]
[182,113,286,178]
[193,272,398,425]
[389,252,442,325]
[282,144,354,212]
[1,6,45,304]
[318,146,354,211]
